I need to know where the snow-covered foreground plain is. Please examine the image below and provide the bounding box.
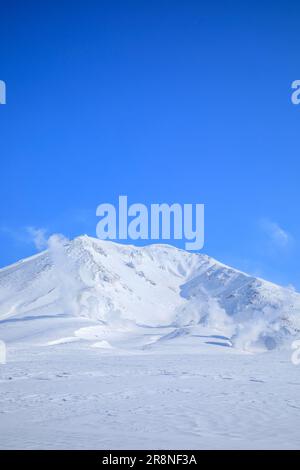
[0,326,300,449]
[0,236,300,449]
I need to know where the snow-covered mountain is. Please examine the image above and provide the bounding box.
[0,235,299,350]
[1,235,300,450]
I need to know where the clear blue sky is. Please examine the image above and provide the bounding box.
[0,0,299,288]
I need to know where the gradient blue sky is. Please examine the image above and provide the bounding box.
[0,0,299,288]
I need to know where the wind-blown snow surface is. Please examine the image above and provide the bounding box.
[0,235,300,449]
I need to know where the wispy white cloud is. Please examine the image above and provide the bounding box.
[26,227,48,250]
[0,225,49,251]
[260,219,293,249]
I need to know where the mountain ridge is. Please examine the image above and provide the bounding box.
[0,235,299,350]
